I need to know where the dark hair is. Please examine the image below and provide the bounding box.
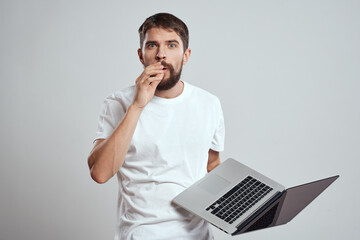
[138,13,189,52]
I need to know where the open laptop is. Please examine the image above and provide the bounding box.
[172,158,339,235]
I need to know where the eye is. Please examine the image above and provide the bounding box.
[147,44,156,48]
[169,43,176,48]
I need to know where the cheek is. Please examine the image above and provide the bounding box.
[143,51,156,63]
[143,55,153,64]
[171,53,184,66]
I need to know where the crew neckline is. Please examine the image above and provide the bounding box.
[151,81,189,104]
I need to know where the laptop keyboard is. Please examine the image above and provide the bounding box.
[205,176,273,224]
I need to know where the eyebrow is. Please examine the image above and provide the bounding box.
[145,40,180,45]
[145,41,158,45]
[167,40,180,44]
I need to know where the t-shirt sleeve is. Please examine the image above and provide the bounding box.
[94,97,125,142]
[210,97,225,152]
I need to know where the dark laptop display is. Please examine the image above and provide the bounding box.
[233,175,339,235]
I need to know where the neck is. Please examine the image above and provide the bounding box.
[155,81,184,99]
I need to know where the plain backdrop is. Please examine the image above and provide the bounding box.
[1,0,359,239]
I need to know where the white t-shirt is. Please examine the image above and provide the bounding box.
[95,81,225,240]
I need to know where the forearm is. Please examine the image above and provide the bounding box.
[88,104,143,183]
[207,149,220,172]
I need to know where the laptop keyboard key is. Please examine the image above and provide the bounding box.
[206,176,273,224]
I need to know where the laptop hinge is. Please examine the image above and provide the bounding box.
[232,191,285,235]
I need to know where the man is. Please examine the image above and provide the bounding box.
[88,13,225,240]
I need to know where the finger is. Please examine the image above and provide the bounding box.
[137,69,162,85]
[148,73,164,82]
[137,62,164,85]
[149,79,162,89]
[148,69,165,77]
[145,62,165,72]
[142,73,164,85]
[146,67,165,77]
[143,69,165,82]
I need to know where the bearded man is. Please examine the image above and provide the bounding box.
[88,13,225,240]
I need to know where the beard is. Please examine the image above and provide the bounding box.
[156,60,183,91]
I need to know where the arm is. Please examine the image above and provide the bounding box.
[88,105,143,183]
[207,149,220,172]
[88,62,165,184]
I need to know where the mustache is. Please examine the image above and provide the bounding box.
[160,61,174,71]
[160,60,168,67]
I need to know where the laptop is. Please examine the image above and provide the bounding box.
[172,158,339,235]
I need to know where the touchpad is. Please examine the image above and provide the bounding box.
[198,174,231,195]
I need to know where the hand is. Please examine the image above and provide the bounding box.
[132,62,165,109]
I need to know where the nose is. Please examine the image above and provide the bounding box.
[156,45,166,60]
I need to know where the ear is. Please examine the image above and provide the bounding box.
[182,48,191,65]
[138,48,145,64]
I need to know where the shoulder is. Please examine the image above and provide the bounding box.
[185,82,221,106]
[104,85,135,104]
[101,85,136,114]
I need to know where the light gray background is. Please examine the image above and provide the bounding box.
[1,0,359,239]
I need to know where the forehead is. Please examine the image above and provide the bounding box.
[144,27,182,43]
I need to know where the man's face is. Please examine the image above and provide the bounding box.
[138,27,190,91]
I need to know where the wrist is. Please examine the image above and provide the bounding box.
[128,103,145,114]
